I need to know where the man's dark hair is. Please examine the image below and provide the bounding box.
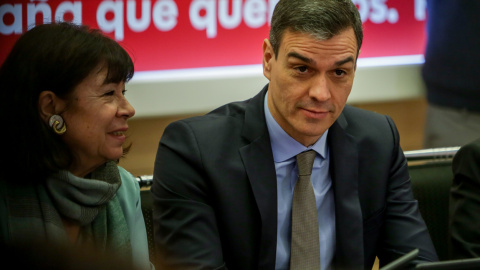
[269,0,363,59]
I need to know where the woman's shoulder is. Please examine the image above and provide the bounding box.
[116,166,140,206]
[118,166,138,187]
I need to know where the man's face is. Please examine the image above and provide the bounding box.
[263,28,357,146]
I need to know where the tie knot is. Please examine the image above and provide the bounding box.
[296,150,316,176]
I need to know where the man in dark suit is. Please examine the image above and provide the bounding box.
[450,137,480,259]
[151,0,438,269]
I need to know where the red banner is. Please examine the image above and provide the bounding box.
[0,0,427,72]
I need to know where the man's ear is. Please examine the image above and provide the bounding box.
[262,39,274,80]
[38,91,59,123]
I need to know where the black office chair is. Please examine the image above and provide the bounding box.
[405,147,459,261]
[138,176,158,268]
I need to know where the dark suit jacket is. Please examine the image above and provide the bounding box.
[449,137,480,259]
[151,86,438,270]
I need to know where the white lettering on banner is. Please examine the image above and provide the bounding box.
[353,0,399,24]
[152,0,178,31]
[0,0,286,40]
[0,4,22,35]
[97,1,124,40]
[414,0,427,21]
[190,0,277,38]
[0,1,81,35]
[99,0,178,39]
[244,0,267,28]
[0,0,426,40]
[127,0,151,32]
[218,0,242,29]
[56,2,82,25]
[268,0,278,26]
[190,0,216,38]
[27,3,51,29]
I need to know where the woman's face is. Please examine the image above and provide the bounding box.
[60,68,135,177]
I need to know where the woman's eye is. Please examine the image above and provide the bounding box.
[104,91,115,96]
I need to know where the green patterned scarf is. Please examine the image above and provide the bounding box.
[4,161,131,257]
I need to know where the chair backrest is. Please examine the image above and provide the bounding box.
[140,188,159,268]
[405,147,459,261]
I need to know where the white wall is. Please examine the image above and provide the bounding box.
[126,55,426,118]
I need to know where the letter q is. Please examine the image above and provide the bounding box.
[97,1,124,40]
[190,0,217,38]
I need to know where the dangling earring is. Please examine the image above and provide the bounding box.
[49,114,67,135]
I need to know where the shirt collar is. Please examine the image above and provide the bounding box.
[264,91,328,163]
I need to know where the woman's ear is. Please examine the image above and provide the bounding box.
[38,91,58,123]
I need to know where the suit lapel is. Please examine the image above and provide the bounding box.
[328,112,364,268]
[239,86,277,269]
[238,89,365,268]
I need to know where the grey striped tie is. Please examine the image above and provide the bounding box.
[290,150,320,269]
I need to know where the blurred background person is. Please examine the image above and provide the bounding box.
[422,0,480,148]
[0,22,153,270]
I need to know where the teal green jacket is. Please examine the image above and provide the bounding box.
[117,166,154,270]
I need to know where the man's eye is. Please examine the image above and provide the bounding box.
[104,91,115,96]
[296,66,308,73]
[335,70,346,76]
